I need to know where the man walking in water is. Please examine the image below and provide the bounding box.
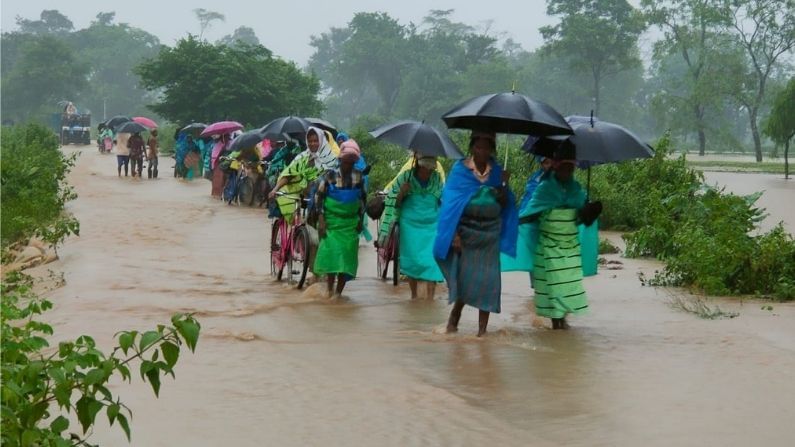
[116,131,131,177]
[147,129,159,179]
[128,132,146,178]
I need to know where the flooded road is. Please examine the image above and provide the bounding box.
[703,171,795,233]
[37,146,795,446]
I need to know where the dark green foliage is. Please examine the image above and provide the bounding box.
[586,132,795,299]
[0,124,80,251]
[1,272,201,446]
[136,36,323,127]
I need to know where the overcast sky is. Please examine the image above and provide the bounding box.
[2,0,654,66]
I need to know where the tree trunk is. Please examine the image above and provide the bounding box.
[695,104,706,156]
[786,138,790,180]
[748,107,763,162]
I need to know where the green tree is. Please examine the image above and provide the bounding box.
[15,9,73,35]
[727,0,795,161]
[70,14,163,120]
[642,0,739,155]
[136,36,322,127]
[540,0,647,116]
[0,35,88,122]
[218,26,260,47]
[763,77,795,178]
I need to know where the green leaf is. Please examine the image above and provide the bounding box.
[117,413,131,441]
[54,383,72,408]
[75,396,91,433]
[139,330,160,352]
[107,403,120,425]
[176,320,200,352]
[49,366,66,384]
[145,368,161,397]
[50,415,69,433]
[118,332,133,354]
[21,429,39,446]
[84,368,105,385]
[160,341,180,368]
[139,360,154,380]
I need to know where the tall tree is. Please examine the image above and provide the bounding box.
[69,14,163,120]
[763,77,795,178]
[136,36,322,126]
[193,8,225,40]
[540,0,647,116]
[15,10,73,35]
[643,0,737,155]
[1,35,88,122]
[727,0,795,161]
[218,26,260,47]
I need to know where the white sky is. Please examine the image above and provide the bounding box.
[1,0,655,66]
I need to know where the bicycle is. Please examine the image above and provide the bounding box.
[270,192,313,289]
[374,192,400,286]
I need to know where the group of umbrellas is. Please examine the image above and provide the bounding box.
[369,91,653,167]
[101,115,158,134]
[102,90,653,185]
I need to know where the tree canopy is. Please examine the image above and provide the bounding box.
[136,36,322,127]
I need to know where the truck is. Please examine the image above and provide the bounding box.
[50,102,91,145]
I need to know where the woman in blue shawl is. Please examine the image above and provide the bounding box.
[434,130,518,336]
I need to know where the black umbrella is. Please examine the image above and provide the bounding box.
[525,114,654,199]
[370,120,465,159]
[305,117,337,138]
[259,116,311,140]
[442,91,573,137]
[180,122,207,136]
[525,115,654,163]
[115,121,148,134]
[106,115,132,130]
[229,130,265,152]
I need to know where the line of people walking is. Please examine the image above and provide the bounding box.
[267,127,601,336]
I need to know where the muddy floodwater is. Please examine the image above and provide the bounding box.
[31,147,795,446]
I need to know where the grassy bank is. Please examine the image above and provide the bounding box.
[686,160,788,175]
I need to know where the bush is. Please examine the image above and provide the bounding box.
[581,132,795,299]
[1,272,201,446]
[1,123,79,254]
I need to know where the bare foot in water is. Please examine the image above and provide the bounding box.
[445,324,458,333]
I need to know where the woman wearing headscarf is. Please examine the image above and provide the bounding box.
[313,139,367,298]
[379,153,445,299]
[268,127,338,217]
[522,141,601,329]
[210,134,232,197]
[434,130,518,336]
[337,131,373,242]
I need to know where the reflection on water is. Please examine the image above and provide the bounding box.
[39,147,795,446]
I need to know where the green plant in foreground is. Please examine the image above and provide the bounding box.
[1,272,201,446]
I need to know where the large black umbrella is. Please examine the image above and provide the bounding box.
[370,120,465,159]
[259,116,311,139]
[305,117,337,138]
[229,130,265,152]
[442,91,573,137]
[115,121,148,134]
[106,115,132,130]
[525,115,654,163]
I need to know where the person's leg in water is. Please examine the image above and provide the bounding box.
[117,156,122,177]
[478,310,490,337]
[446,300,465,333]
[408,278,418,299]
[551,316,570,330]
[326,274,335,298]
[334,274,347,297]
[137,158,143,177]
[425,282,437,300]
[123,158,129,177]
[147,158,153,179]
[152,157,158,178]
[130,158,137,178]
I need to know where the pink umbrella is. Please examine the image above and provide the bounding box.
[201,121,243,137]
[132,116,158,128]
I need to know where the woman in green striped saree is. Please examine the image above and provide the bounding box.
[522,141,601,329]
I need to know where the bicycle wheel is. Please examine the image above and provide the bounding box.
[238,176,255,206]
[391,224,400,286]
[289,226,311,289]
[271,218,287,280]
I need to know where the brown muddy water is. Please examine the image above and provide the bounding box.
[29,147,795,446]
